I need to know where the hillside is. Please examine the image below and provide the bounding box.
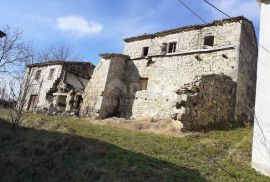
[0,112,269,181]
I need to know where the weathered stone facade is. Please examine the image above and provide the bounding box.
[81,54,129,118]
[81,16,258,131]
[25,61,95,115]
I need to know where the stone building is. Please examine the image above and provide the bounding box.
[81,16,258,131]
[25,61,95,115]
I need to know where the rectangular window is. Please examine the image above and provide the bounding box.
[35,70,42,81]
[57,95,67,108]
[168,42,177,53]
[48,68,55,80]
[160,43,167,54]
[204,36,214,47]
[138,78,148,91]
[142,47,149,57]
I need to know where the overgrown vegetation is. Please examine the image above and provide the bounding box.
[0,111,269,181]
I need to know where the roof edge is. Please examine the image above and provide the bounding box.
[27,61,94,68]
[124,16,252,43]
[100,53,130,59]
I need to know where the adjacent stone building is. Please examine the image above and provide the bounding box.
[25,61,95,115]
[81,16,258,131]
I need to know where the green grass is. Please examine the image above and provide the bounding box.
[0,111,269,182]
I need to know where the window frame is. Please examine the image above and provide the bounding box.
[138,78,149,91]
[48,68,55,80]
[142,46,150,57]
[35,70,42,81]
[167,42,177,54]
[203,35,215,48]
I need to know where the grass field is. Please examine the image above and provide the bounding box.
[0,111,269,181]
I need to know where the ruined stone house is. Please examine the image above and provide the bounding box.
[25,61,95,115]
[81,16,258,131]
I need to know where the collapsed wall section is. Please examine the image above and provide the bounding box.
[176,74,237,131]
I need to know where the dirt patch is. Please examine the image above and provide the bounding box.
[84,117,192,137]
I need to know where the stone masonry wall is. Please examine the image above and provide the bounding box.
[81,58,111,118]
[125,22,241,59]
[81,55,128,118]
[25,65,63,110]
[234,21,258,122]
[178,74,237,131]
[122,49,239,121]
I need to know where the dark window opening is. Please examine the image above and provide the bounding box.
[58,95,67,108]
[35,70,42,80]
[142,47,149,57]
[48,68,55,80]
[204,36,214,47]
[168,42,177,53]
[27,95,38,110]
[138,78,148,91]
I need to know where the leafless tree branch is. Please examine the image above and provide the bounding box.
[0,25,33,76]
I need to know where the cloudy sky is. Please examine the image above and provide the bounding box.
[0,0,260,64]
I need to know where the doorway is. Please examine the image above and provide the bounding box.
[27,95,38,110]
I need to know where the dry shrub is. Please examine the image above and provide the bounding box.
[134,122,151,131]
[85,117,187,137]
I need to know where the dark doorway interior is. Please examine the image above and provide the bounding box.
[27,95,38,110]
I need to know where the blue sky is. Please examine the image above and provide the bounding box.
[0,0,260,65]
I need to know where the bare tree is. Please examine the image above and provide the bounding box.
[8,70,34,128]
[36,42,81,62]
[0,25,33,127]
[0,25,33,77]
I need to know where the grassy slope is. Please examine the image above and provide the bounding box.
[0,112,269,182]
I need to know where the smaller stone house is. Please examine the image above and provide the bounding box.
[25,61,95,115]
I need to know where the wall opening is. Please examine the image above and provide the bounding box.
[203,36,214,48]
[57,95,67,108]
[48,68,55,80]
[35,70,42,81]
[142,47,149,57]
[168,42,177,53]
[27,95,38,110]
[138,78,148,91]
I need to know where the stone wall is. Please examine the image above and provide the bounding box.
[234,21,258,122]
[124,22,241,59]
[81,54,128,118]
[25,64,63,110]
[121,49,239,121]
[178,74,237,131]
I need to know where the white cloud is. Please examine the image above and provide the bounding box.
[207,0,260,22]
[56,16,103,36]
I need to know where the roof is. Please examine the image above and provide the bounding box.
[0,31,6,38]
[100,53,130,59]
[257,0,269,4]
[27,61,94,68]
[124,16,252,43]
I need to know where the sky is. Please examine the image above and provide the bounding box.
[0,0,260,65]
